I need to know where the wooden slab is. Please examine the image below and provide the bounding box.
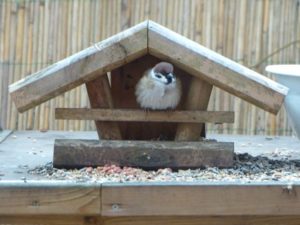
[148,21,288,114]
[0,216,99,225]
[9,21,148,112]
[101,216,300,225]
[2,216,300,225]
[176,77,213,140]
[102,183,300,216]
[0,181,101,215]
[55,108,234,123]
[53,139,234,169]
[86,75,122,140]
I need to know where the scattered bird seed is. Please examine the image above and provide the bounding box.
[27,153,300,183]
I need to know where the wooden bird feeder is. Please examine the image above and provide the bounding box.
[9,20,288,169]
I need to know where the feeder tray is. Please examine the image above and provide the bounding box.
[9,21,288,169]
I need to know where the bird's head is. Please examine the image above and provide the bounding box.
[150,62,176,86]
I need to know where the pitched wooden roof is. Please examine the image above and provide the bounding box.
[9,20,288,114]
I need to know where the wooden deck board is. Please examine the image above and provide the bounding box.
[102,183,300,216]
[0,181,101,215]
[2,216,300,225]
[0,131,300,222]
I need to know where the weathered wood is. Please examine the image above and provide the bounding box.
[0,129,12,143]
[85,75,122,140]
[0,182,101,215]
[148,20,288,114]
[102,216,300,225]
[9,21,148,113]
[55,108,234,124]
[2,216,300,225]
[0,216,99,225]
[102,184,300,216]
[176,77,213,140]
[111,55,176,140]
[53,139,234,169]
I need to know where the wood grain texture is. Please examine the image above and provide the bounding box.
[53,139,234,169]
[110,55,192,140]
[2,216,300,225]
[55,108,234,124]
[102,184,300,216]
[85,75,122,140]
[175,77,213,140]
[9,21,148,113]
[0,216,100,225]
[0,182,101,215]
[148,20,288,114]
[102,216,300,225]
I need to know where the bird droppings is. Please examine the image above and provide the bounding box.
[27,153,300,183]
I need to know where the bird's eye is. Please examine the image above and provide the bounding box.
[155,74,162,78]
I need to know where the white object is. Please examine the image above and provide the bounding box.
[266,65,300,139]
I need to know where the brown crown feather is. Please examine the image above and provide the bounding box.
[153,62,174,74]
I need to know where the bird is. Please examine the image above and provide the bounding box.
[135,62,182,110]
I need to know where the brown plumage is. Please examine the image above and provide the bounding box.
[135,62,182,110]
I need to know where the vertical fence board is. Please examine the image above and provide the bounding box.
[1,0,299,136]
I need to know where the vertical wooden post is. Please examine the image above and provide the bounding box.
[85,74,122,140]
[175,77,213,141]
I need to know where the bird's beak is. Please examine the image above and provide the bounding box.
[166,74,174,84]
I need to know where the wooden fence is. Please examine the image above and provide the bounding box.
[0,0,299,135]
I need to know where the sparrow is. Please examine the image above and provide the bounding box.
[135,62,182,110]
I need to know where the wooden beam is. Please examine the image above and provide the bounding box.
[86,75,122,140]
[55,108,234,123]
[148,20,288,114]
[9,21,148,113]
[102,216,300,225]
[176,77,213,140]
[0,216,99,225]
[53,139,234,169]
[2,216,300,225]
[0,182,101,215]
[102,184,300,216]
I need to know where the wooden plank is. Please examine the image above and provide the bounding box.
[102,184,300,216]
[0,181,101,215]
[148,20,288,114]
[55,108,234,124]
[2,216,300,225]
[86,75,122,140]
[0,216,99,225]
[53,139,234,169]
[176,77,213,140]
[102,216,300,225]
[9,21,148,113]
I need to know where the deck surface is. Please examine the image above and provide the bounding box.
[0,130,299,181]
[1,131,300,223]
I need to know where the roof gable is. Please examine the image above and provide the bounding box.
[9,20,288,114]
[148,21,288,114]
